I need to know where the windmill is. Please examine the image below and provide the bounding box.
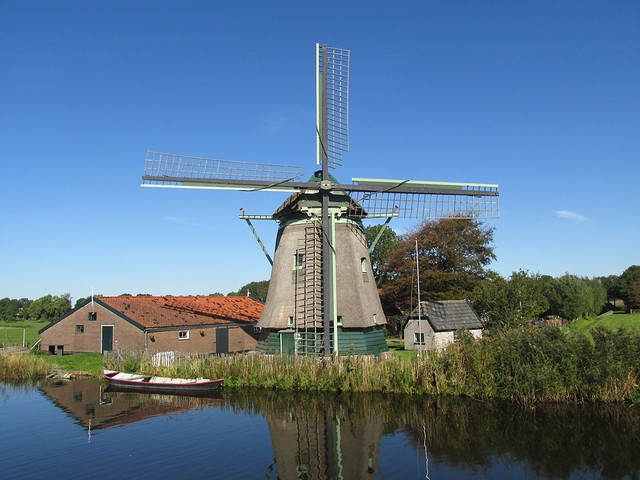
[142,44,499,356]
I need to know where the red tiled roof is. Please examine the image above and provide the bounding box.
[99,295,263,330]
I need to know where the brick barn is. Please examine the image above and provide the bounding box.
[39,295,262,355]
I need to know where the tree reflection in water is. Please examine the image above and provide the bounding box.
[228,390,640,480]
[36,380,640,479]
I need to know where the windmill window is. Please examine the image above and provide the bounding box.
[287,316,294,327]
[294,253,305,270]
[337,316,343,327]
[88,311,97,321]
[178,331,189,340]
[414,332,425,345]
[75,325,84,334]
[361,258,369,282]
[373,314,377,324]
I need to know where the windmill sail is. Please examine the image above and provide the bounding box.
[142,42,501,357]
[317,44,350,169]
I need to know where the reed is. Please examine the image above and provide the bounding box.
[0,352,51,380]
[102,327,640,403]
[6,325,638,403]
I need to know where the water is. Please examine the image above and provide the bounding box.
[1,380,639,479]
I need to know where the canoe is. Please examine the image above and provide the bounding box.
[103,369,223,394]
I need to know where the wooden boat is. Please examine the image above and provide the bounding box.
[103,370,223,395]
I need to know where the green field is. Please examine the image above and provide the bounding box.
[565,312,640,335]
[0,320,49,348]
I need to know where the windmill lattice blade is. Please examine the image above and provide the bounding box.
[348,190,500,219]
[142,151,303,187]
[318,45,350,169]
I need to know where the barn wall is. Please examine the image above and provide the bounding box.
[40,302,143,354]
[147,325,257,354]
[404,320,436,351]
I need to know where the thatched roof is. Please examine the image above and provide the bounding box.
[409,300,482,332]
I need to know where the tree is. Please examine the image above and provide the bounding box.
[471,270,548,332]
[24,294,72,321]
[540,274,606,320]
[364,224,399,286]
[380,218,495,311]
[228,280,270,303]
[0,297,32,321]
[620,265,640,311]
[599,275,622,305]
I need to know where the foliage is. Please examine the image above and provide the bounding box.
[471,270,548,332]
[103,324,640,403]
[620,265,640,310]
[23,294,72,322]
[540,274,606,320]
[364,224,399,286]
[380,218,495,311]
[0,297,32,321]
[228,280,270,302]
[599,274,623,305]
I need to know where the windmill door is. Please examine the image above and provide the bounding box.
[216,328,229,354]
[279,330,295,355]
[101,326,114,353]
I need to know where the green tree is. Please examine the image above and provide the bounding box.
[471,270,548,332]
[620,265,640,311]
[540,275,606,320]
[228,280,270,303]
[599,275,622,305]
[24,294,72,321]
[364,224,399,286]
[0,298,32,321]
[381,218,495,311]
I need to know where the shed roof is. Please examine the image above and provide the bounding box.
[99,295,263,330]
[409,300,483,332]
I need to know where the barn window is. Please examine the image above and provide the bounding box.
[75,325,84,334]
[88,311,97,321]
[414,332,425,345]
[178,330,189,340]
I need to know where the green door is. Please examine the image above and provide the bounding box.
[279,331,295,355]
[101,326,114,353]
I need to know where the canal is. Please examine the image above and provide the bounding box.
[1,379,639,479]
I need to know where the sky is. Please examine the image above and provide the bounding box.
[1,1,638,304]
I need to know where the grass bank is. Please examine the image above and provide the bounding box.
[4,326,639,403]
[105,326,640,403]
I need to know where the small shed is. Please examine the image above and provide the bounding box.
[404,300,483,352]
[39,295,262,355]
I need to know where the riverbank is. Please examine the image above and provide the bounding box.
[2,326,639,403]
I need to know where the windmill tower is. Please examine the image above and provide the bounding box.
[142,44,500,356]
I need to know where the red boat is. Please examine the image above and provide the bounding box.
[103,370,223,395]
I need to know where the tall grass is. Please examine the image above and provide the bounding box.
[0,352,51,381]
[5,325,639,403]
[103,326,640,403]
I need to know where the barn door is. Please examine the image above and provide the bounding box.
[101,326,114,353]
[217,328,229,354]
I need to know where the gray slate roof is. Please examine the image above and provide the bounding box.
[409,300,483,332]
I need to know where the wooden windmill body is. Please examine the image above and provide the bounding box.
[142,44,500,356]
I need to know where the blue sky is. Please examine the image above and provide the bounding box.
[1,1,638,303]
